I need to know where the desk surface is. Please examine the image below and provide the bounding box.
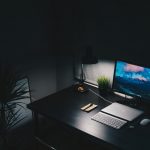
[28,86,150,150]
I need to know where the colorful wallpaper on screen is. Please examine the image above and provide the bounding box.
[113,61,150,100]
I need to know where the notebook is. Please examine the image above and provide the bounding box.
[101,102,144,121]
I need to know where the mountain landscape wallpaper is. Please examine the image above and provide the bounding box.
[113,61,150,100]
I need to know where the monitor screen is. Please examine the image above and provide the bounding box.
[113,60,150,101]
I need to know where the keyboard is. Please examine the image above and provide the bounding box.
[91,111,127,129]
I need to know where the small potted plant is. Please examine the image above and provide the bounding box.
[97,76,110,96]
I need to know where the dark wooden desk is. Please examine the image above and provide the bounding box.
[27,86,150,150]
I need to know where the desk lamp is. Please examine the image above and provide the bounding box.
[76,46,98,92]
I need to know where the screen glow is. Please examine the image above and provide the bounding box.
[113,61,150,100]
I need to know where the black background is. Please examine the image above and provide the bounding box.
[0,0,150,67]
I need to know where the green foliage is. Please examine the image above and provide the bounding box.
[0,64,30,149]
[96,76,110,90]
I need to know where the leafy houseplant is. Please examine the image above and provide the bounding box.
[97,76,110,95]
[0,64,30,150]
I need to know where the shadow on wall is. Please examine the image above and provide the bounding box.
[27,60,57,101]
[26,55,74,101]
[56,55,74,91]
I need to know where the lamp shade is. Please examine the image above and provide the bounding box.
[82,46,98,64]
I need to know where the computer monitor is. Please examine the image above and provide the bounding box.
[113,60,150,102]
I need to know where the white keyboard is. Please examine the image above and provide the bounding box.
[91,111,127,129]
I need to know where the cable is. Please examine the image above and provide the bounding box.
[88,88,113,104]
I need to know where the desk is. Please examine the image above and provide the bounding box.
[27,85,150,150]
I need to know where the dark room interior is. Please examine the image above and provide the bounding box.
[0,0,150,150]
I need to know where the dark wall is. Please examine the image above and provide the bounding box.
[56,55,74,91]
[92,1,150,67]
[1,0,150,98]
[0,0,74,99]
[53,0,150,67]
[0,0,55,61]
[2,0,150,65]
[94,1,150,67]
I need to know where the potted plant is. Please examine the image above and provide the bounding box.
[0,64,30,150]
[97,76,110,96]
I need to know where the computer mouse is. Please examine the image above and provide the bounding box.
[139,118,150,126]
